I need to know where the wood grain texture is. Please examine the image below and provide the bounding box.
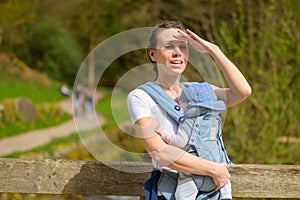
[0,158,299,198]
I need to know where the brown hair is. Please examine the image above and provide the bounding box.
[148,20,186,49]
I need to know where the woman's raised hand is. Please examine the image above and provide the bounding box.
[174,29,218,54]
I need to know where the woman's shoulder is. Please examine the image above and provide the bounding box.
[127,87,159,124]
[127,87,156,105]
[128,87,150,99]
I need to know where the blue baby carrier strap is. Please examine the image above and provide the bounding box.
[138,81,187,125]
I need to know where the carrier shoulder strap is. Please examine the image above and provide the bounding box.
[138,82,186,125]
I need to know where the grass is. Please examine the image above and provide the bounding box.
[95,88,131,129]
[0,67,65,103]
[0,82,64,103]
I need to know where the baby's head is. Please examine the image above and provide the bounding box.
[180,83,226,111]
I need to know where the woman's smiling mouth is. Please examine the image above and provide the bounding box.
[170,60,183,65]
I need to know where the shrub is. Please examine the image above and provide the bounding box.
[17,18,84,85]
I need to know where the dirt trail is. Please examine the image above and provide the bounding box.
[0,96,103,157]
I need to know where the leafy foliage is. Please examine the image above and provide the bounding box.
[0,1,83,85]
[218,0,300,164]
[0,0,299,167]
[21,18,83,84]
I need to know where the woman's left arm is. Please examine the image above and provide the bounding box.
[208,44,252,107]
[175,29,252,107]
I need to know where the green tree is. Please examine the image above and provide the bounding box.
[23,18,83,84]
[219,0,300,164]
[0,0,83,85]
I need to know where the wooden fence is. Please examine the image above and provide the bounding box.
[0,158,299,199]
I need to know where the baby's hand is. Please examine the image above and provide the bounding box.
[155,124,171,144]
[154,123,164,136]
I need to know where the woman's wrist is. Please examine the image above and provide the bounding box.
[199,158,219,178]
[208,45,222,58]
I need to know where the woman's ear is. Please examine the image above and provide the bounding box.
[147,48,156,63]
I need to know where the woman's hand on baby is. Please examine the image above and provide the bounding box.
[212,162,231,190]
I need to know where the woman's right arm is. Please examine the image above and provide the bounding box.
[135,117,230,190]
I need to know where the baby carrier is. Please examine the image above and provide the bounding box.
[139,82,233,200]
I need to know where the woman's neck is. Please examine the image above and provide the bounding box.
[155,74,181,90]
[155,75,183,102]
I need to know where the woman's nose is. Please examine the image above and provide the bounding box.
[172,47,181,56]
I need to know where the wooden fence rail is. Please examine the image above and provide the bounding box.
[0,158,299,198]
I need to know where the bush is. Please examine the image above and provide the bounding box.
[17,18,84,85]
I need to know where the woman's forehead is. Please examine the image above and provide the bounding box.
[157,28,185,44]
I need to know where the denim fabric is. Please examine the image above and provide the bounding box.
[144,170,162,200]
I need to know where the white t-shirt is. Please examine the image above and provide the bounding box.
[127,88,179,169]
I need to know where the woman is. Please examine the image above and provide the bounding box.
[127,21,251,200]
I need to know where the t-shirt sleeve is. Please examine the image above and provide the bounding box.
[127,89,153,124]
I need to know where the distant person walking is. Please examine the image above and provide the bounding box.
[84,89,94,119]
[60,84,71,97]
[73,84,83,116]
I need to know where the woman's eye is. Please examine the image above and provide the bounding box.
[180,45,187,49]
[165,45,173,49]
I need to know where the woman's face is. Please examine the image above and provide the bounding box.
[149,28,189,75]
